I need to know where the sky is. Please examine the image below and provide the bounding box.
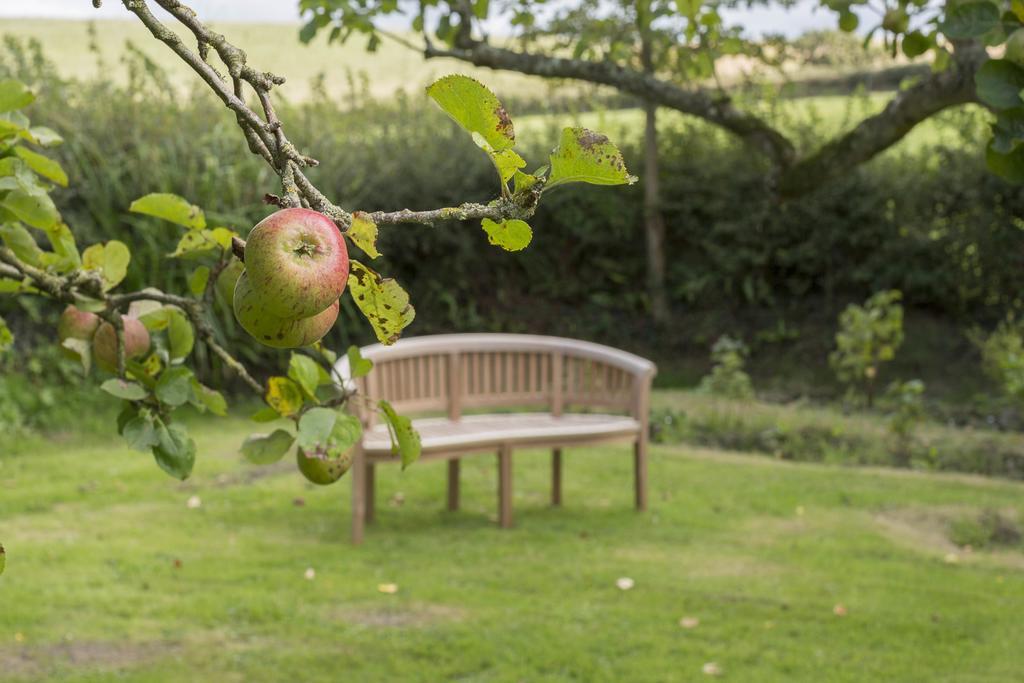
[0,0,841,38]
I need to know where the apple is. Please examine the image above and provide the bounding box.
[232,272,338,348]
[58,305,100,342]
[881,8,909,34]
[243,208,349,319]
[296,445,354,485]
[93,317,151,373]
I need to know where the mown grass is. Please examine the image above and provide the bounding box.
[2,399,1023,681]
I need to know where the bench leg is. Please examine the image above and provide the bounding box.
[551,448,562,506]
[351,448,366,545]
[447,459,460,511]
[634,438,648,512]
[365,464,376,525]
[497,445,513,528]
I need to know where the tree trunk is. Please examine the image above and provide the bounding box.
[643,102,669,323]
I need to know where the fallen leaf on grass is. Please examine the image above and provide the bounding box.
[378,583,399,594]
[702,662,722,676]
[293,497,305,507]
[615,577,634,590]
[304,568,316,580]
[679,616,700,629]
[186,495,201,509]
[833,604,847,617]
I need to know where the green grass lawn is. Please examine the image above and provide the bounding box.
[2,405,1023,682]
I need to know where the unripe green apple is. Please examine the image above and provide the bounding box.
[58,305,100,342]
[882,8,909,33]
[1006,29,1024,65]
[243,208,349,319]
[296,444,354,485]
[93,317,151,373]
[215,258,245,307]
[232,272,339,348]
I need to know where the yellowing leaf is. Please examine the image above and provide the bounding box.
[82,240,130,290]
[265,376,304,417]
[548,127,636,188]
[426,75,515,152]
[491,148,526,183]
[348,260,415,345]
[481,218,532,252]
[348,212,380,259]
[130,193,206,230]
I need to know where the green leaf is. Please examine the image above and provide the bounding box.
[155,366,195,406]
[347,345,373,379]
[975,59,1024,109]
[0,314,12,353]
[348,212,380,259]
[941,1,1001,39]
[13,146,67,187]
[241,429,295,464]
[61,338,91,373]
[491,148,527,183]
[547,127,637,188]
[265,376,305,417]
[288,353,321,401]
[347,260,415,345]
[152,421,196,480]
[191,379,228,416]
[426,75,515,152]
[100,379,148,401]
[0,222,43,266]
[169,229,233,259]
[481,218,532,251]
[2,186,59,230]
[378,400,421,469]
[166,308,194,360]
[189,265,210,296]
[29,126,62,147]
[251,406,282,423]
[123,413,160,452]
[129,193,206,230]
[901,31,931,59]
[82,240,131,290]
[42,222,80,272]
[986,140,1024,181]
[512,170,539,195]
[0,79,34,113]
[296,407,339,453]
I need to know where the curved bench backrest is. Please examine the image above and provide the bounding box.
[337,333,656,425]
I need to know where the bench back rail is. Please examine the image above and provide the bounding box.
[342,334,656,426]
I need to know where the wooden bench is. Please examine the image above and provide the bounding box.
[337,333,657,544]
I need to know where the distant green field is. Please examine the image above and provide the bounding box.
[2,19,548,100]
[4,19,989,155]
[2,396,1024,681]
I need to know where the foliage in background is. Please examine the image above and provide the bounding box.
[976,316,1024,406]
[829,290,904,407]
[697,335,754,399]
[1,36,1023,402]
[883,379,926,467]
[650,391,1024,478]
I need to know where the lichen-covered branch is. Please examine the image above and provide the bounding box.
[776,44,986,196]
[425,40,797,168]
[425,38,986,197]
[113,0,539,230]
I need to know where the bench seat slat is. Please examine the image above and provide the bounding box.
[361,412,640,455]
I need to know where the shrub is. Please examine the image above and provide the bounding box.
[698,335,754,399]
[829,290,904,407]
[883,379,926,467]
